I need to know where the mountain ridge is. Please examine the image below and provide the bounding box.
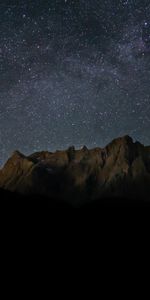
[0,135,150,205]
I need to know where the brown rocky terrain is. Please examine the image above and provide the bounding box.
[0,135,150,206]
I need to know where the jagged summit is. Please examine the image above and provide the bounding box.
[106,135,135,149]
[111,134,133,142]
[0,135,150,203]
[6,135,138,162]
[10,150,26,159]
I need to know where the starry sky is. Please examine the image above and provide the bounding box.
[0,0,150,166]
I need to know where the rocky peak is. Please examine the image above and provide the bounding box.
[11,150,25,159]
[82,145,88,152]
[67,146,76,161]
[0,150,34,192]
[107,135,133,149]
[0,136,150,201]
[105,135,144,164]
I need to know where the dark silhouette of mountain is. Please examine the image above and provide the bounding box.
[0,135,150,207]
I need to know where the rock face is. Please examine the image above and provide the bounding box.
[0,136,150,204]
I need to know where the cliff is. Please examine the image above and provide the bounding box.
[0,136,150,205]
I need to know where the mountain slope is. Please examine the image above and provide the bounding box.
[0,135,150,204]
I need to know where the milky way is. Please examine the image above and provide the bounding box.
[0,0,150,166]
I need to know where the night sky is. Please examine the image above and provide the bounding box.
[0,0,150,166]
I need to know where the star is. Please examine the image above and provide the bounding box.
[0,0,150,167]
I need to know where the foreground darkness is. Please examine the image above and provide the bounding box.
[1,188,150,209]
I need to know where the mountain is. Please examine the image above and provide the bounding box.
[0,135,150,206]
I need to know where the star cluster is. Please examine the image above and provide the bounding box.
[0,0,150,166]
